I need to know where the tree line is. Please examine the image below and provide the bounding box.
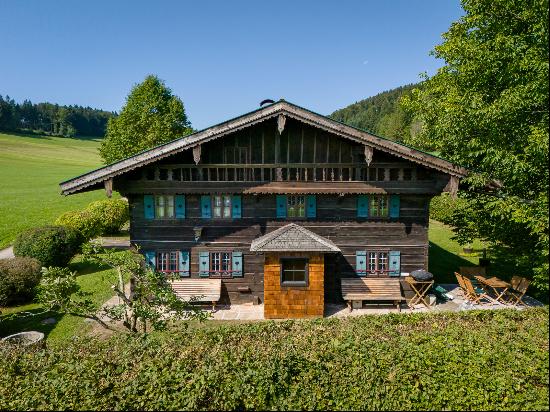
[0,95,115,137]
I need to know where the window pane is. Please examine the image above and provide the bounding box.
[379,196,388,217]
[166,195,175,218]
[213,206,222,218]
[378,252,388,271]
[368,252,377,272]
[211,252,220,272]
[370,197,379,217]
[222,253,231,271]
[282,259,307,283]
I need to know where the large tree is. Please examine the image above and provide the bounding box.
[100,75,192,164]
[402,0,548,292]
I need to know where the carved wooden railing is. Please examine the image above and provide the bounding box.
[140,163,423,183]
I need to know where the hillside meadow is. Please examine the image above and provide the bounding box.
[0,132,107,248]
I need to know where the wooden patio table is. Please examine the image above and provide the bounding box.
[474,276,511,303]
[405,277,435,309]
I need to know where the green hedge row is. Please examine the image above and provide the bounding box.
[1,308,548,410]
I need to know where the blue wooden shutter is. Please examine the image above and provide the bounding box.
[144,250,156,269]
[232,251,243,277]
[175,195,186,218]
[306,195,316,218]
[389,251,401,277]
[276,195,287,218]
[232,195,242,218]
[199,251,210,277]
[357,195,369,218]
[200,195,211,218]
[179,251,190,277]
[389,195,400,218]
[356,251,367,277]
[144,195,155,219]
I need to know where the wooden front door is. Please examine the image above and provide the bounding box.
[263,253,324,319]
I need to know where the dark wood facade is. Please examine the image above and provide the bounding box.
[61,101,467,316]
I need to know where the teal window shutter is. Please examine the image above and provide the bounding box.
[144,195,155,219]
[356,251,367,276]
[389,251,401,276]
[232,251,243,277]
[232,195,242,218]
[200,195,211,218]
[306,195,316,218]
[357,195,369,218]
[175,195,186,218]
[144,250,156,269]
[179,251,190,277]
[199,251,210,277]
[389,195,400,218]
[276,195,287,218]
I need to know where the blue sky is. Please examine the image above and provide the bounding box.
[0,1,463,129]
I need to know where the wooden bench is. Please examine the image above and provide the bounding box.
[341,278,405,312]
[169,279,222,311]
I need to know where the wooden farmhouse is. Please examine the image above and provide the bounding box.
[60,100,468,318]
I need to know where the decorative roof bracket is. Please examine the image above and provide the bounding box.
[193,144,201,165]
[444,175,459,199]
[104,178,113,198]
[277,114,286,135]
[364,145,374,166]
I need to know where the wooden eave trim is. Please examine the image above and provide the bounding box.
[60,101,468,195]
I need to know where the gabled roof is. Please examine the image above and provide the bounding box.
[60,99,469,195]
[250,223,341,253]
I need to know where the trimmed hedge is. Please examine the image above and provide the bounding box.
[55,198,129,240]
[0,257,42,306]
[0,308,548,410]
[13,226,82,267]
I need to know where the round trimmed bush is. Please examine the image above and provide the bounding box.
[0,256,42,306]
[13,226,83,267]
[55,199,129,240]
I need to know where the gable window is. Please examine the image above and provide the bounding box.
[367,252,389,274]
[157,251,179,273]
[212,195,232,218]
[281,258,308,286]
[287,195,305,218]
[370,196,389,218]
[155,195,175,218]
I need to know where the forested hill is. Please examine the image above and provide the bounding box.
[330,84,417,141]
[0,94,115,138]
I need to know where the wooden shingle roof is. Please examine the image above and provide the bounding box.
[250,223,341,253]
[60,100,469,195]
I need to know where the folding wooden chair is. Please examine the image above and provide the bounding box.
[454,272,470,299]
[461,275,497,305]
[505,276,531,306]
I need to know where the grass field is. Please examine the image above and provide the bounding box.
[0,132,106,248]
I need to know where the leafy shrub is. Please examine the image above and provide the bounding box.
[13,226,83,267]
[429,193,467,224]
[55,199,129,240]
[0,257,42,306]
[0,308,548,410]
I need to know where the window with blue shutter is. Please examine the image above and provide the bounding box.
[306,195,316,218]
[357,195,369,218]
[179,251,190,277]
[144,195,155,219]
[144,250,156,269]
[200,195,211,218]
[356,251,367,277]
[389,195,400,218]
[276,195,287,218]
[389,251,401,276]
[232,195,242,218]
[199,251,210,277]
[232,251,243,277]
[175,195,186,218]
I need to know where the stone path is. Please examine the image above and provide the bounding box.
[0,247,14,259]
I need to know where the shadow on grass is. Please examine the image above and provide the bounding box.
[69,259,111,276]
[5,130,102,142]
[428,241,478,283]
[0,308,64,339]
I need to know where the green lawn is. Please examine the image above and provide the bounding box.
[0,132,106,248]
[0,254,118,343]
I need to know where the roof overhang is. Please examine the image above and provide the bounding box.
[250,223,341,253]
[60,100,470,196]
